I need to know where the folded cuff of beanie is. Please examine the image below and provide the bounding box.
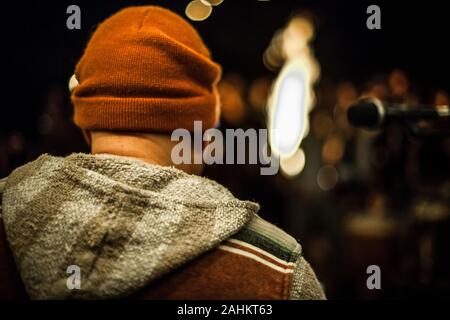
[73,96,219,133]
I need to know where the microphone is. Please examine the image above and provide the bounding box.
[347,97,450,129]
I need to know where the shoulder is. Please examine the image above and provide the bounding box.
[215,215,304,299]
[223,215,326,300]
[135,215,325,300]
[134,216,303,300]
[220,215,302,274]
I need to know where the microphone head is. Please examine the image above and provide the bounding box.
[347,98,385,129]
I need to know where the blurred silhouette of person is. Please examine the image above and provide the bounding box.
[0,6,324,300]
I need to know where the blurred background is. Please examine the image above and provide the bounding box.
[2,0,450,299]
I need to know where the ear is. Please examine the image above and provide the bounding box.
[68,74,79,92]
[82,129,92,146]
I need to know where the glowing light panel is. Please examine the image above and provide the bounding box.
[269,59,310,157]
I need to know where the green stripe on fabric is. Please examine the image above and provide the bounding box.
[246,216,299,251]
[232,227,301,263]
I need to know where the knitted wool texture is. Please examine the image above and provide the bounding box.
[0,154,326,300]
[71,6,222,134]
[1,153,257,299]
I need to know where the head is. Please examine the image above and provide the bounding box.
[70,6,221,175]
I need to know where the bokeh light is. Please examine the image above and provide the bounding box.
[322,135,345,165]
[202,0,224,6]
[266,14,320,177]
[185,0,213,21]
[280,148,306,178]
[269,60,310,157]
[218,73,246,125]
[317,165,339,191]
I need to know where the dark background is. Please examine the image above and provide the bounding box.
[1,0,450,299]
[2,0,449,135]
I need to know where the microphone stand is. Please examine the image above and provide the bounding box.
[404,119,450,138]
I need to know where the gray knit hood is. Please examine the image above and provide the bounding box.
[0,153,258,299]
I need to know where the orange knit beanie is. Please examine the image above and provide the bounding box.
[71,6,222,136]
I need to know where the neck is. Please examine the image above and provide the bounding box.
[91,131,175,166]
[90,131,202,175]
